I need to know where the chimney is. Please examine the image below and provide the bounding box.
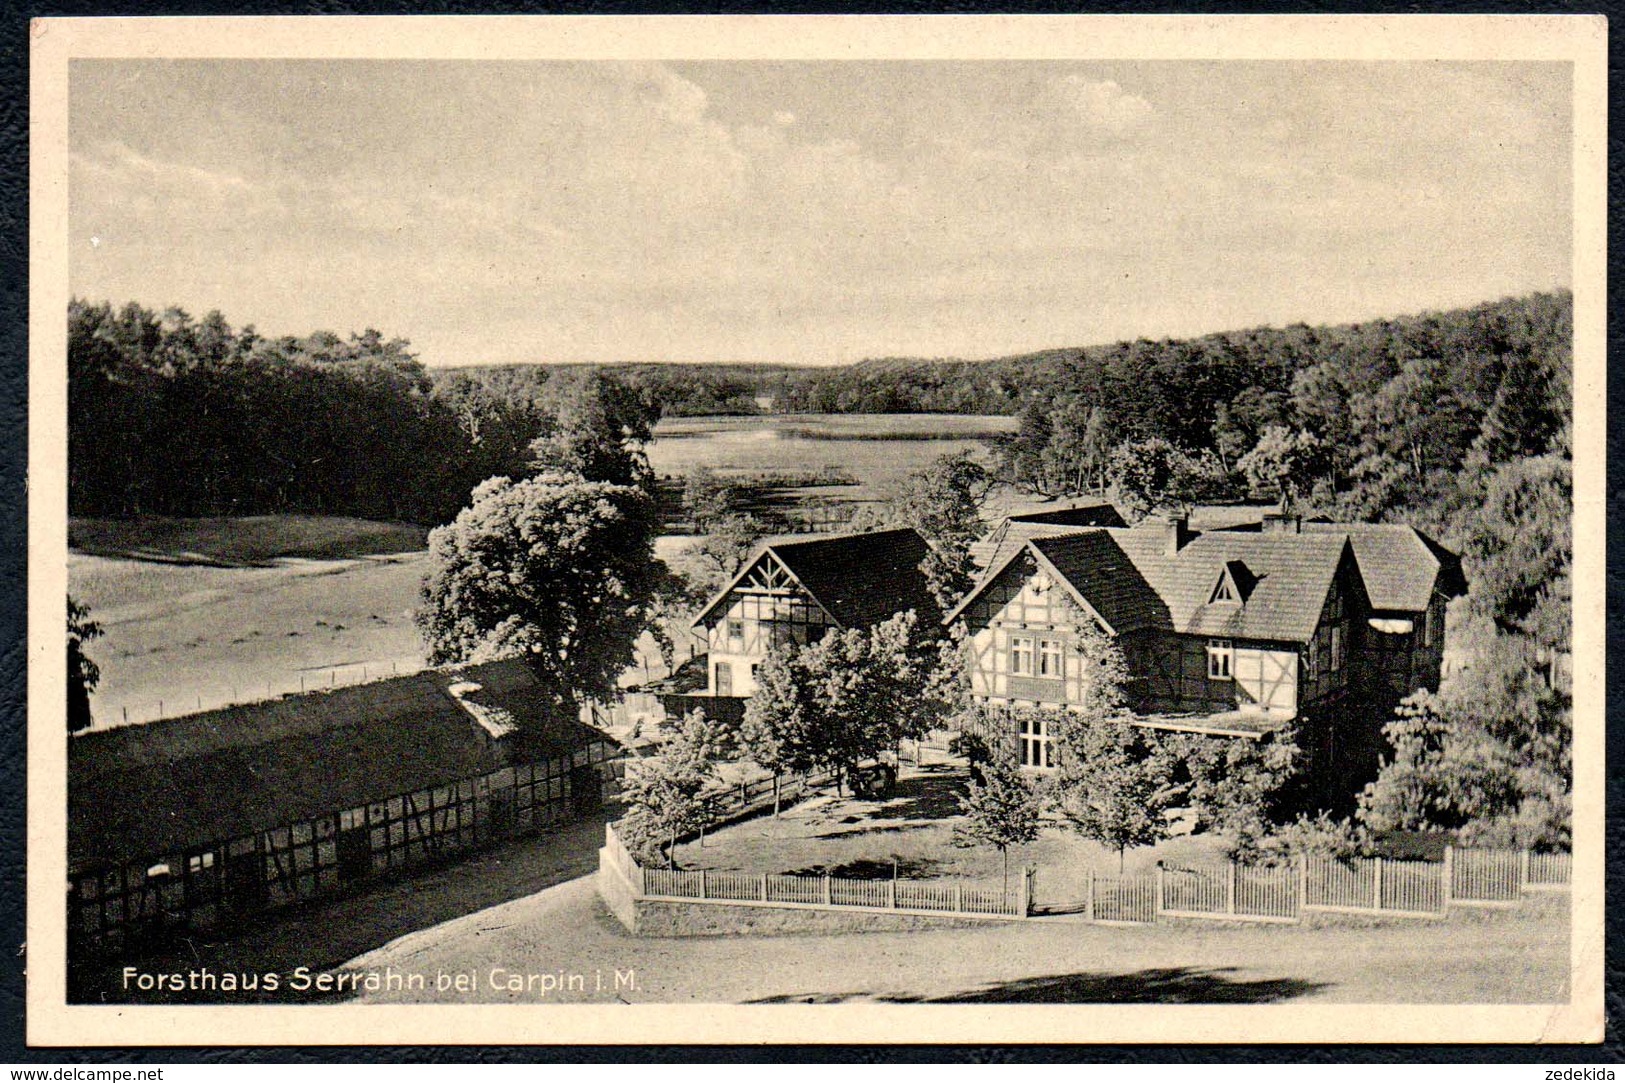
[1165,514,1192,555]
[1261,511,1301,535]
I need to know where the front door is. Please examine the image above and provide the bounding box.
[714,661,733,696]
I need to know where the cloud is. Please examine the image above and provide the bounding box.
[1053,76,1155,136]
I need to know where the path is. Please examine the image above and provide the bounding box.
[333,872,1569,1005]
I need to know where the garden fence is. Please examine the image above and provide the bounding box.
[602,823,1029,920]
[1072,846,1570,926]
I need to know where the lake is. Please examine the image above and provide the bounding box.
[647,413,1016,498]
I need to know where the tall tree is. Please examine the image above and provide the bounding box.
[415,472,661,709]
[528,369,658,489]
[872,450,992,611]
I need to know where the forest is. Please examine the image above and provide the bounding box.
[67,299,653,525]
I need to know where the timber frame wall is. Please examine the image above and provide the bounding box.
[69,739,618,959]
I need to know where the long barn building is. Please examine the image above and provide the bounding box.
[69,658,619,959]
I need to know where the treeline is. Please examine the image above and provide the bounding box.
[68,300,656,525]
[442,361,794,419]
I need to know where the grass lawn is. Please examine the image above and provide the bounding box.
[670,762,1234,908]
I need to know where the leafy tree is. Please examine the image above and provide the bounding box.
[740,646,814,816]
[1051,714,1179,872]
[1459,455,1571,650]
[68,596,101,734]
[953,746,1042,894]
[1107,438,1231,521]
[1236,426,1327,508]
[1159,728,1302,856]
[1357,635,1572,849]
[741,611,935,796]
[689,513,767,597]
[415,472,661,709]
[527,369,657,489]
[681,468,741,533]
[620,709,723,867]
[868,450,992,610]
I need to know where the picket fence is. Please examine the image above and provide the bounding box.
[1077,847,1571,925]
[602,823,1028,920]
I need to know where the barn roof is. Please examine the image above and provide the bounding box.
[969,502,1125,571]
[949,519,1356,644]
[68,658,606,871]
[691,528,938,631]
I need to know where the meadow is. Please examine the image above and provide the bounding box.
[71,415,1015,726]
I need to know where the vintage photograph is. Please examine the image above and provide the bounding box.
[30,16,1605,1046]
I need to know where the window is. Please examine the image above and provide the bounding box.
[187,852,215,873]
[726,619,744,646]
[1019,713,1054,768]
[1305,635,1320,680]
[1209,574,1237,604]
[1038,638,1064,678]
[1330,623,1346,672]
[714,661,733,696]
[1010,635,1035,676]
[1207,639,1233,680]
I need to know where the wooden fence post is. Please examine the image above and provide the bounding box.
[1442,845,1454,908]
[1297,858,1309,912]
[822,875,832,906]
[1085,869,1095,922]
[1373,857,1384,912]
[954,883,964,914]
[887,879,897,910]
[699,869,708,900]
[1020,867,1033,917]
[1154,862,1166,917]
[760,873,769,903]
[1225,861,1236,916]
[1520,848,1531,893]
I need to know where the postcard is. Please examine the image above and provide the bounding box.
[27,14,1606,1046]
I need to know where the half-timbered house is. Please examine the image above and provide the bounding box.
[660,528,939,725]
[68,658,619,960]
[946,511,1463,799]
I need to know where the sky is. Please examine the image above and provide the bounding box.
[68,60,1572,368]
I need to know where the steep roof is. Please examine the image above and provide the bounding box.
[692,527,938,630]
[951,520,1354,644]
[1298,521,1465,612]
[1107,525,1352,642]
[1027,531,1168,635]
[69,658,606,870]
[973,522,1096,584]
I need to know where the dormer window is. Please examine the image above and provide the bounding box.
[1209,560,1256,605]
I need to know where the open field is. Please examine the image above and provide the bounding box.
[69,515,427,567]
[648,413,1013,500]
[68,516,433,726]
